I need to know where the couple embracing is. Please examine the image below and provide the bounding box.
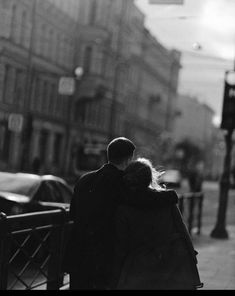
[63,137,203,290]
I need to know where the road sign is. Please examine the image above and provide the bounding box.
[58,77,75,96]
[149,0,184,4]
[8,114,24,133]
[221,71,235,130]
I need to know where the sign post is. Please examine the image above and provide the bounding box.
[211,70,235,239]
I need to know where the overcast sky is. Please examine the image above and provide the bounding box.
[135,0,235,125]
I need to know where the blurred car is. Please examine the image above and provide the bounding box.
[0,172,72,216]
[159,169,182,189]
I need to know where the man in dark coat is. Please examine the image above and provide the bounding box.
[63,137,178,290]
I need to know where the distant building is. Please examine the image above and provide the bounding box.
[173,94,218,177]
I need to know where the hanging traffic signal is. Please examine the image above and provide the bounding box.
[221,70,235,130]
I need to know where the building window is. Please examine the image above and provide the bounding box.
[39,24,46,56]
[36,79,44,112]
[39,129,49,164]
[0,123,11,162]
[75,100,86,123]
[83,46,93,74]
[2,65,15,104]
[20,10,28,48]
[42,80,48,113]
[56,33,61,63]
[48,29,54,60]
[88,0,97,25]
[15,69,26,107]
[53,133,62,164]
[10,4,18,43]
[49,84,56,114]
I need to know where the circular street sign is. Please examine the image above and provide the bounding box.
[8,113,24,133]
[58,77,75,95]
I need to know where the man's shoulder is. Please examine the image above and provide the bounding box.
[74,170,98,188]
[74,164,120,188]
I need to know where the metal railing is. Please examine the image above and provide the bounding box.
[178,192,204,235]
[0,208,72,290]
[0,192,203,290]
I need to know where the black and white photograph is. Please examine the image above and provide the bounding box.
[0,0,235,290]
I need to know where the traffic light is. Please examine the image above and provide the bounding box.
[221,70,235,130]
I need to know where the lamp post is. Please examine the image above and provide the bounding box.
[210,70,235,239]
[60,67,84,175]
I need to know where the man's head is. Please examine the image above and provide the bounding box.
[107,137,136,169]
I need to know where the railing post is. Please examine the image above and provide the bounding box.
[0,213,8,290]
[187,194,195,234]
[47,209,66,290]
[196,192,204,235]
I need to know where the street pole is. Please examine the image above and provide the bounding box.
[20,0,37,172]
[165,60,175,132]
[211,56,235,239]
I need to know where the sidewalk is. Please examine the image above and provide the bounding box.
[192,224,235,290]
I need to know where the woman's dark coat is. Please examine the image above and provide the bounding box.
[111,188,203,290]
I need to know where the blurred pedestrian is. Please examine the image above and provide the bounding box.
[62,138,178,290]
[188,161,204,192]
[110,158,203,290]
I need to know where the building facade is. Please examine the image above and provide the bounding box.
[0,0,78,175]
[0,0,181,176]
[71,0,181,172]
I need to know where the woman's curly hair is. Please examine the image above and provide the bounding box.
[123,157,165,191]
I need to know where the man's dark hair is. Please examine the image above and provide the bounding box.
[107,137,136,165]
